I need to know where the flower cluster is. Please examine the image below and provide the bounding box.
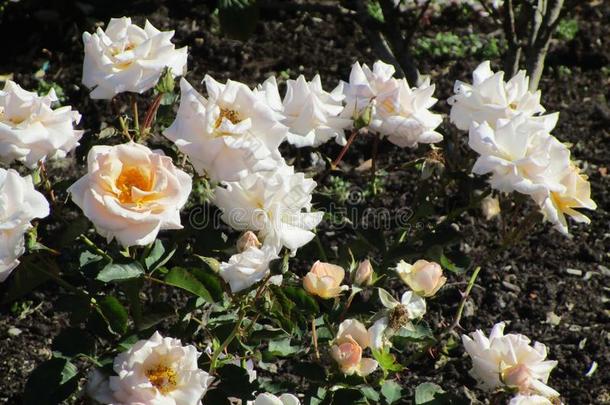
[462,322,560,402]
[0,80,82,168]
[449,61,596,234]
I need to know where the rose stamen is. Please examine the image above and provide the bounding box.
[145,365,178,394]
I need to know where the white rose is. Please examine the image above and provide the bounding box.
[82,17,187,99]
[213,162,323,253]
[248,393,301,405]
[468,116,569,196]
[279,74,351,147]
[448,61,555,131]
[0,168,49,282]
[68,142,192,247]
[462,322,559,398]
[219,243,279,293]
[0,80,83,168]
[87,331,213,405]
[164,77,287,182]
[509,394,554,405]
[372,77,443,148]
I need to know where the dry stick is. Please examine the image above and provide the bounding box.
[371,133,380,194]
[141,93,163,136]
[311,318,320,361]
[131,94,139,136]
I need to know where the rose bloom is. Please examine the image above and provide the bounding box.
[462,322,560,398]
[164,77,287,182]
[86,331,213,405]
[330,319,378,376]
[353,259,373,286]
[448,61,556,132]
[396,259,446,297]
[213,162,323,253]
[248,393,301,405]
[509,394,554,405]
[219,243,279,293]
[0,80,82,168]
[82,17,187,99]
[372,77,443,148]
[236,230,262,252]
[265,74,351,147]
[303,261,347,299]
[0,169,49,282]
[68,142,192,247]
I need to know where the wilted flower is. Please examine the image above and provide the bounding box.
[481,195,501,220]
[448,61,554,131]
[219,243,279,293]
[68,142,192,247]
[0,80,82,167]
[237,230,262,252]
[278,74,351,147]
[509,394,554,405]
[330,319,378,376]
[87,331,212,404]
[396,259,446,297]
[0,169,49,282]
[82,17,187,99]
[164,77,287,182]
[303,261,347,299]
[534,164,597,235]
[248,393,301,405]
[462,322,560,398]
[370,289,427,350]
[354,259,374,286]
[372,77,443,148]
[213,162,323,253]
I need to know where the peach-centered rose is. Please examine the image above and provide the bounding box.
[330,319,378,376]
[236,231,262,253]
[396,259,446,297]
[302,261,346,299]
[68,142,192,247]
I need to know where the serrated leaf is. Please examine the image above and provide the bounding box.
[381,380,402,404]
[22,358,79,405]
[415,382,445,404]
[267,338,300,357]
[283,286,319,314]
[97,261,144,283]
[98,295,129,335]
[164,267,213,302]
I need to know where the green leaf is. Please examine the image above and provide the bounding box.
[283,286,319,314]
[22,358,79,405]
[97,261,144,283]
[218,0,260,41]
[144,240,165,269]
[190,267,224,302]
[52,328,95,358]
[415,382,445,404]
[164,267,213,302]
[372,348,404,378]
[98,295,129,335]
[360,386,380,402]
[267,338,300,357]
[381,380,402,404]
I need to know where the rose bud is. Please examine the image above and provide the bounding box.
[236,231,262,253]
[330,319,378,376]
[396,259,446,297]
[303,261,346,299]
[354,259,373,286]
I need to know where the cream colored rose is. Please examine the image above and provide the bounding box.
[0,168,49,282]
[82,17,187,99]
[396,259,446,297]
[330,319,378,376]
[303,261,346,299]
[68,142,192,247]
[236,231,262,253]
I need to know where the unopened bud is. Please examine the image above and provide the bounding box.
[155,67,175,94]
[353,104,373,130]
[354,259,373,286]
[236,231,262,252]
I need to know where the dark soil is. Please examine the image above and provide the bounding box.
[0,1,608,404]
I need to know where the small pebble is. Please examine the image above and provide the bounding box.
[566,268,583,276]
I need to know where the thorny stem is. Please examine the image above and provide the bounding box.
[332,129,360,169]
[78,234,112,262]
[209,306,247,373]
[38,161,57,203]
[118,116,131,141]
